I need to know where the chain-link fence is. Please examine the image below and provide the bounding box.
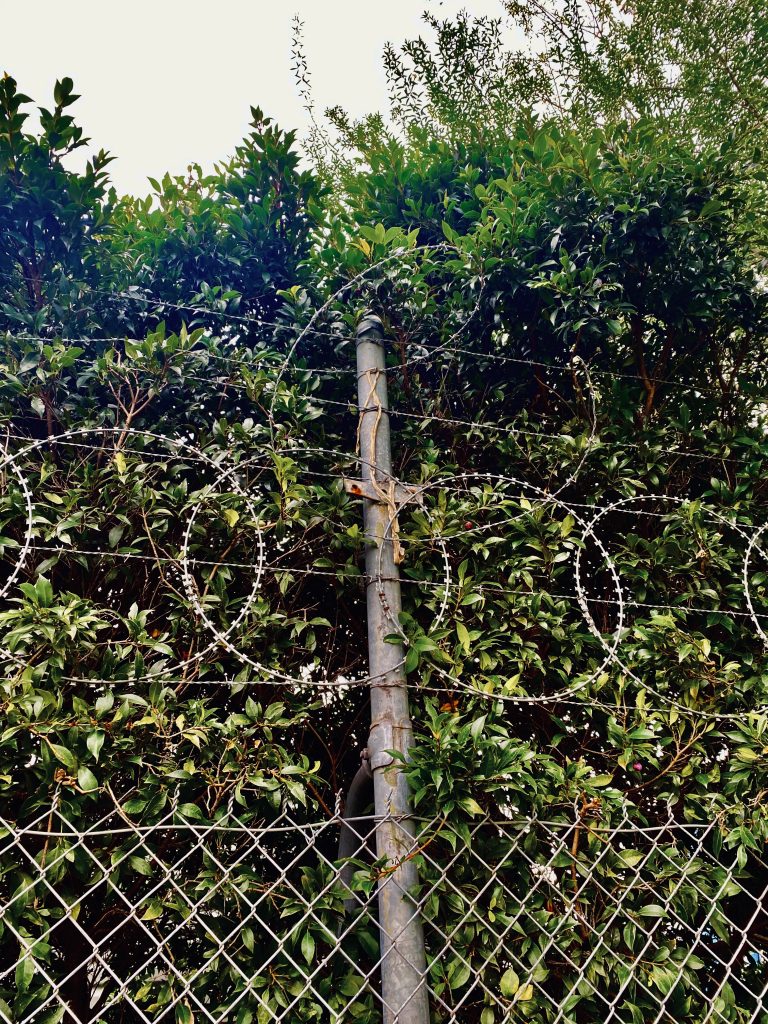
[2,787,767,1023]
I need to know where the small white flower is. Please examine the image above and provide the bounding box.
[531,863,557,886]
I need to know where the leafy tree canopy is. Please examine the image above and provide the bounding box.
[310,3,768,259]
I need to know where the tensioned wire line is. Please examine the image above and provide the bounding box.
[0,654,760,725]
[1,432,763,572]
[3,329,360,379]
[1,433,766,620]
[2,290,756,469]
[3,812,747,839]
[114,367,732,466]
[1,278,760,399]
[2,347,759,468]
[0,350,708,544]
[0,264,358,346]
[4,577,756,708]
[8,268,744,400]
[404,338,746,398]
[14,541,768,623]
[0,428,595,486]
[0,669,762,725]
[6,259,482,394]
[157,335,745,432]
[49,360,657,464]
[3,320,755,402]
[279,390,763,466]
[413,628,768,721]
[2,432,764,566]
[4,494,767,634]
[375,661,768,722]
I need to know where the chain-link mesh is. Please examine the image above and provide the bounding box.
[2,791,767,1023]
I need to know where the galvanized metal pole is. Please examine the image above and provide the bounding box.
[352,315,430,1024]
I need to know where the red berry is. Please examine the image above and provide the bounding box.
[633,762,643,771]
[464,521,473,530]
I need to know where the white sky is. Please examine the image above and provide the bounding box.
[2,0,511,195]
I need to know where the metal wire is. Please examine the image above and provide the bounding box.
[2,793,766,1023]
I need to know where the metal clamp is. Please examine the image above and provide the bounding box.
[342,476,418,504]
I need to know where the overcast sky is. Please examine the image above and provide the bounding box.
[3,0,510,195]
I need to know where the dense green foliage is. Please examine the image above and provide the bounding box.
[111,109,323,334]
[0,75,115,343]
[1,57,768,1023]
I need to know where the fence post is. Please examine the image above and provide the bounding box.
[348,315,430,1024]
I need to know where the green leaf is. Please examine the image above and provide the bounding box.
[500,967,519,997]
[77,766,99,792]
[588,774,613,787]
[700,199,723,217]
[86,730,105,761]
[735,747,759,762]
[35,577,54,607]
[142,900,164,921]
[95,692,114,718]
[15,956,34,994]
[176,1003,194,1024]
[456,620,471,652]
[469,715,487,741]
[405,647,420,673]
[448,960,471,989]
[301,930,315,964]
[177,803,204,820]
[637,904,666,917]
[129,856,153,876]
[617,850,644,868]
[49,743,77,771]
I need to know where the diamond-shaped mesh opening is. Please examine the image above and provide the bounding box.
[414,815,768,1023]
[0,795,389,1024]
[3,798,768,1023]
